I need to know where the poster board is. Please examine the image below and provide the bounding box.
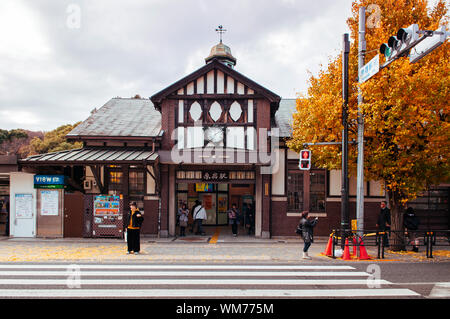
[40,190,59,216]
[195,183,213,192]
[15,194,33,219]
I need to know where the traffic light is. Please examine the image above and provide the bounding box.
[380,24,419,62]
[299,150,311,170]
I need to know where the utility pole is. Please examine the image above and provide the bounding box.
[341,33,350,248]
[356,6,366,237]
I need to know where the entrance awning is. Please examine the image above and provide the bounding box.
[19,147,158,165]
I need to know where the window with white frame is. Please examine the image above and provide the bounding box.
[177,99,255,150]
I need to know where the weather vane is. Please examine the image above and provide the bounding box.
[215,25,227,43]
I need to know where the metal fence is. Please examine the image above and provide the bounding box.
[329,229,450,259]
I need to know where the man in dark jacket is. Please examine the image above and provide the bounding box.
[245,203,255,235]
[376,201,391,247]
[124,202,144,255]
[404,207,420,252]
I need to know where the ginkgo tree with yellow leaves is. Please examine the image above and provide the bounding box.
[288,0,449,250]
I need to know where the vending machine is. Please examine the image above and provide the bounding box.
[92,195,124,238]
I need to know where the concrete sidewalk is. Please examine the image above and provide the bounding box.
[1,229,449,263]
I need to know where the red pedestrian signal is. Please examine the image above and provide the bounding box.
[299,150,311,170]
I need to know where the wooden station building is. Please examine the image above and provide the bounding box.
[12,41,449,238]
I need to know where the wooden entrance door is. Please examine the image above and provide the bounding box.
[64,191,84,237]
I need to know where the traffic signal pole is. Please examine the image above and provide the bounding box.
[356,6,366,238]
[341,33,350,249]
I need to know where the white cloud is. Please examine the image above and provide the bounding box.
[0,0,356,131]
[0,1,52,59]
[0,110,42,128]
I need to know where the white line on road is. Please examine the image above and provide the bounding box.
[428,282,450,298]
[0,288,420,298]
[0,278,390,286]
[0,264,355,270]
[0,271,370,277]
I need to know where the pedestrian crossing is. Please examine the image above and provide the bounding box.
[0,263,420,298]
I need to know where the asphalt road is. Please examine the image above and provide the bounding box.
[349,262,450,297]
[0,261,448,299]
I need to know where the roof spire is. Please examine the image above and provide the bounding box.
[215,25,226,43]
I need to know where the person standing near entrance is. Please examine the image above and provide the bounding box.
[124,202,144,255]
[178,203,189,237]
[244,203,255,235]
[228,203,241,237]
[376,201,391,248]
[193,200,207,236]
[298,211,318,260]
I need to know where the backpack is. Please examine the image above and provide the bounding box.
[296,223,303,236]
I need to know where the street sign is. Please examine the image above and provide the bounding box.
[34,175,65,189]
[359,54,379,83]
[409,26,449,63]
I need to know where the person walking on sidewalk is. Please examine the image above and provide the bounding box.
[298,211,318,260]
[124,202,144,255]
[193,200,207,236]
[228,203,241,237]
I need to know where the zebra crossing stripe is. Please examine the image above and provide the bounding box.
[0,270,371,277]
[0,264,355,270]
[0,288,420,298]
[0,278,392,285]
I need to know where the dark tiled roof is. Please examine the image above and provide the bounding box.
[66,96,296,140]
[67,98,162,138]
[274,99,297,138]
[20,147,158,164]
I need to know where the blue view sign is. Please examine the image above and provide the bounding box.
[359,54,380,83]
[34,175,65,189]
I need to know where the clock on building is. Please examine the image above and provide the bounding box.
[205,127,224,146]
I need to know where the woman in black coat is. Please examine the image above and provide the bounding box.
[404,207,420,252]
[298,211,318,260]
[124,202,144,255]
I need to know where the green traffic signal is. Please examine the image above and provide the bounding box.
[380,43,391,58]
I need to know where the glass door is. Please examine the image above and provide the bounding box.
[217,193,228,225]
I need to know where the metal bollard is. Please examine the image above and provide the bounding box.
[331,235,336,259]
[427,232,434,258]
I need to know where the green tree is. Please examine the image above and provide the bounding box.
[0,129,28,145]
[26,123,83,156]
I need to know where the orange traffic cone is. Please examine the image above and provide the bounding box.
[323,235,333,256]
[352,237,358,257]
[342,238,351,260]
[358,238,370,260]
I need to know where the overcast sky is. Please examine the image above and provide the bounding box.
[0,0,365,131]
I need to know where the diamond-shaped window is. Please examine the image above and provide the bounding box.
[229,101,242,122]
[189,101,202,121]
[209,101,222,122]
